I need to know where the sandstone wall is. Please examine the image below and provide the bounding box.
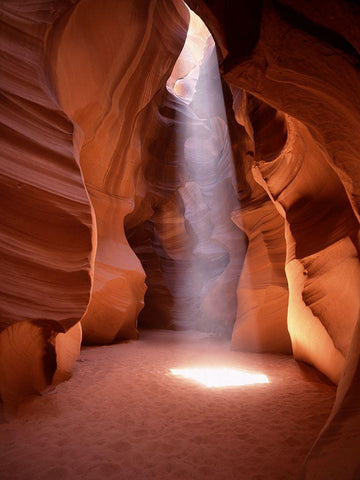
[185,0,360,475]
[0,0,93,408]
[52,0,189,344]
[2,2,359,473]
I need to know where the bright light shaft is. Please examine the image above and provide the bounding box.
[164,8,242,332]
[170,368,270,388]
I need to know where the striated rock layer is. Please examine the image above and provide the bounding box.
[51,0,190,344]
[229,88,291,354]
[1,0,360,476]
[245,97,359,384]
[185,0,360,476]
[0,0,93,408]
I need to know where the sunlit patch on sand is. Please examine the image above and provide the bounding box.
[170,368,270,388]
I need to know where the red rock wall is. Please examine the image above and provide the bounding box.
[2,1,360,472]
[186,0,360,475]
[0,0,93,407]
[229,89,291,354]
[51,0,189,344]
[246,100,359,384]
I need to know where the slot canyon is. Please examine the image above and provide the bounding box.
[0,0,359,478]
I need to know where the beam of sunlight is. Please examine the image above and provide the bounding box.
[162,7,246,334]
[170,367,270,388]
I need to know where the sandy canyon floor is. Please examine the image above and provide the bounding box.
[0,329,336,480]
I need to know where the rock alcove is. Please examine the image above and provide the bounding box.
[0,0,359,478]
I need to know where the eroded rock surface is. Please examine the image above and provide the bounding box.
[52,0,189,343]
[0,0,92,408]
[185,0,360,475]
[1,0,360,476]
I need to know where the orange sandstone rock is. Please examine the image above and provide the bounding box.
[0,0,92,408]
[51,0,189,343]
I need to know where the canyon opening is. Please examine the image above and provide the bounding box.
[0,1,359,480]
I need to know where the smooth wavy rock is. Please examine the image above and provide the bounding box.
[0,0,92,407]
[252,115,359,384]
[51,0,189,343]
[227,89,291,354]
[231,201,291,354]
[185,1,360,475]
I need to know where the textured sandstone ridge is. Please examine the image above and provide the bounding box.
[0,0,92,407]
[52,0,190,343]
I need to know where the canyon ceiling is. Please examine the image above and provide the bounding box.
[1,0,359,478]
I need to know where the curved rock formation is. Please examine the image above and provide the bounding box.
[1,0,360,476]
[229,89,291,354]
[51,0,190,343]
[0,0,92,408]
[185,0,360,475]
[244,95,359,383]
